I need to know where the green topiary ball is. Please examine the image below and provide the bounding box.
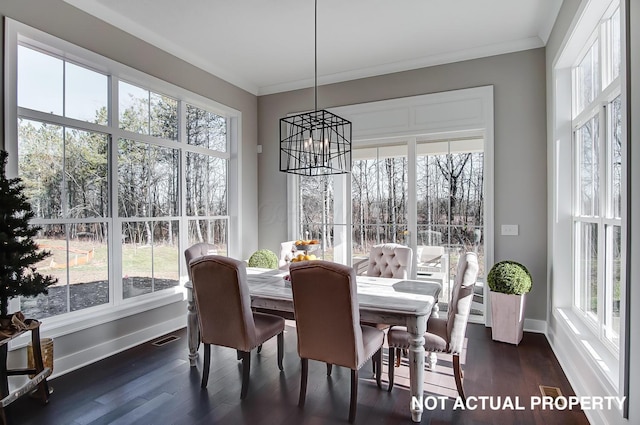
[248,249,278,269]
[487,260,532,295]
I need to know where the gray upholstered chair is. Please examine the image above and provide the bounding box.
[386,251,479,401]
[184,243,217,352]
[184,242,217,281]
[289,260,384,423]
[366,243,413,278]
[189,255,285,399]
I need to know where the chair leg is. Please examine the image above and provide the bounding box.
[201,343,211,388]
[326,363,333,376]
[277,333,284,371]
[396,348,403,367]
[453,354,466,402]
[374,348,382,389]
[240,351,251,399]
[299,358,308,407]
[387,347,395,392]
[349,369,358,423]
[237,350,242,360]
[257,344,263,354]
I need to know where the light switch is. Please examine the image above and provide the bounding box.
[501,224,519,236]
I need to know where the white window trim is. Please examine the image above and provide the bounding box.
[4,18,242,336]
[551,0,625,396]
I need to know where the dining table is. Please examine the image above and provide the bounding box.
[185,267,442,423]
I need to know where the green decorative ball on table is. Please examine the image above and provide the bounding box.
[248,249,279,269]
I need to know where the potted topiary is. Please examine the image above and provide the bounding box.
[487,260,532,345]
[247,249,279,269]
[0,150,57,332]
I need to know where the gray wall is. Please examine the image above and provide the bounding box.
[0,0,258,373]
[258,49,548,321]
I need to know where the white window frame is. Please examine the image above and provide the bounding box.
[551,0,625,396]
[570,4,623,354]
[4,19,241,337]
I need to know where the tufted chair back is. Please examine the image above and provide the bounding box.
[366,243,413,279]
[184,242,217,281]
[446,251,479,354]
[189,255,258,351]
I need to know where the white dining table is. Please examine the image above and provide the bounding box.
[185,267,441,422]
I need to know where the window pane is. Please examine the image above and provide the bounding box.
[416,151,450,226]
[123,220,179,299]
[119,81,149,134]
[610,97,622,219]
[65,62,108,125]
[576,41,600,115]
[577,116,600,216]
[350,148,408,247]
[118,140,179,217]
[605,225,621,344]
[611,9,621,81]
[150,93,178,140]
[122,221,153,299]
[186,104,227,151]
[577,222,598,316]
[149,145,179,216]
[65,128,109,218]
[69,223,109,311]
[118,139,149,217]
[20,224,111,316]
[18,119,63,219]
[22,224,68,319]
[188,219,228,255]
[186,152,227,216]
[151,220,179,291]
[302,173,334,227]
[18,45,63,116]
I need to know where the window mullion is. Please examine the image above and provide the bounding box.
[111,77,123,305]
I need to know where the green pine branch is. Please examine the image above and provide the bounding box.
[0,150,57,317]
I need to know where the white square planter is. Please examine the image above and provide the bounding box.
[490,291,526,345]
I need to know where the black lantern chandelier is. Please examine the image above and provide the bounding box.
[279,0,352,176]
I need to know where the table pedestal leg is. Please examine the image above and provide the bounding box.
[427,302,439,369]
[186,283,199,367]
[408,315,427,422]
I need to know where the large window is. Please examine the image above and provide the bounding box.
[7,23,237,320]
[572,6,622,347]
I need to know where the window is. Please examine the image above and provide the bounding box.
[571,6,622,347]
[352,145,408,258]
[7,22,238,320]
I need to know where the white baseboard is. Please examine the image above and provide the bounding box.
[546,310,624,425]
[51,316,186,379]
[524,318,547,334]
[547,323,604,425]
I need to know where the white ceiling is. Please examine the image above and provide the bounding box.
[64,0,563,96]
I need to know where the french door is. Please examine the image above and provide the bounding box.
[350,138,485,316]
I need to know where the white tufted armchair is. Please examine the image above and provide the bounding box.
[366,243,413,279]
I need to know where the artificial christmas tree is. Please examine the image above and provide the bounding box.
[0,150,56,324]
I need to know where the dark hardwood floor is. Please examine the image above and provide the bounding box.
[6,323,589,425]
